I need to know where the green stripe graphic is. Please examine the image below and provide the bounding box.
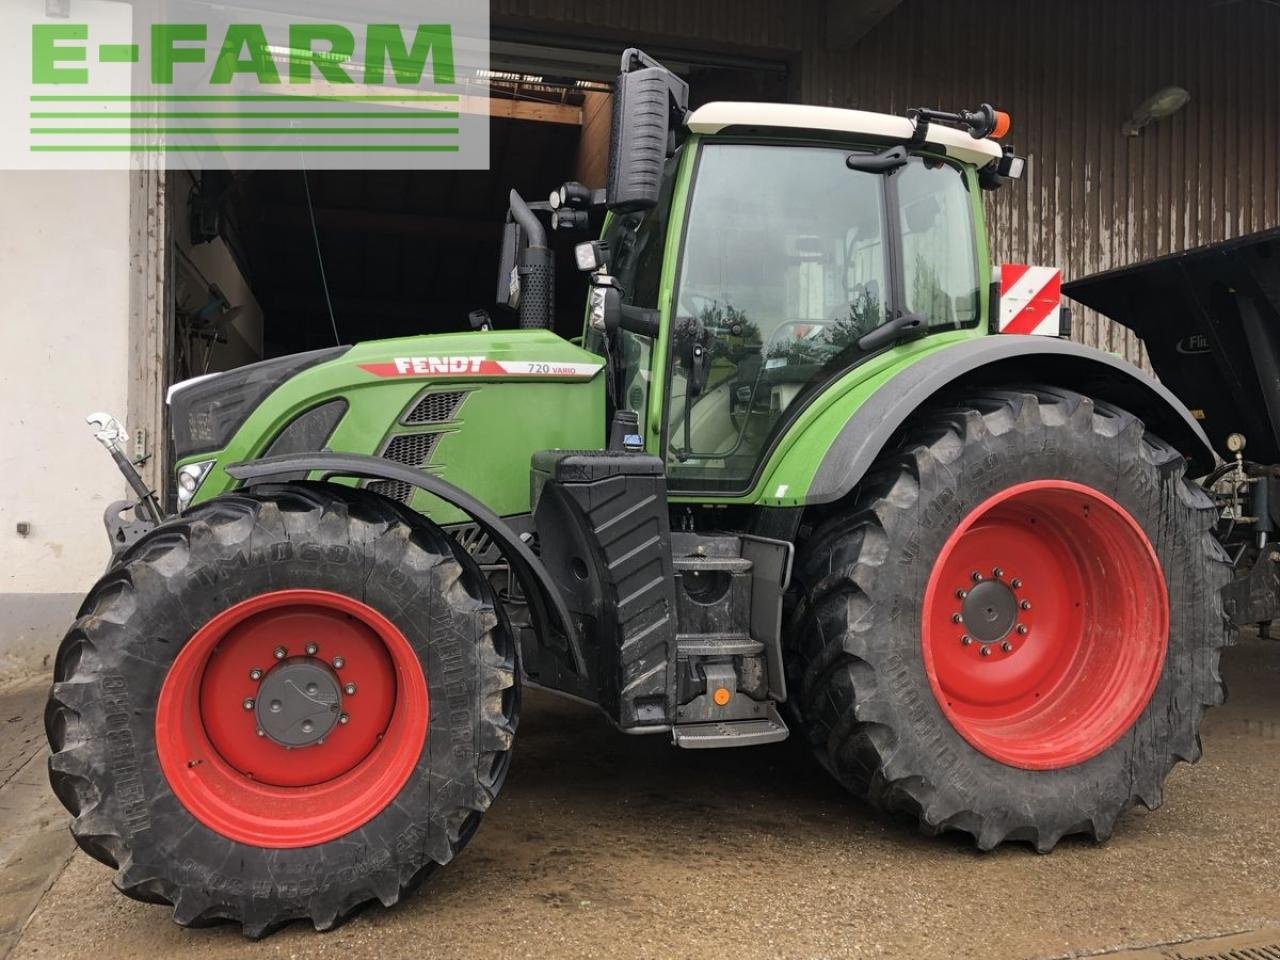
[31,144,461,152]
[30,95,460,103]
[30,111,460,119]
[32,127,459,135]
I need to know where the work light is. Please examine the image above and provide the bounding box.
[176,460,215,510]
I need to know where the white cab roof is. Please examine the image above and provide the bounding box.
[687,102,1004,167]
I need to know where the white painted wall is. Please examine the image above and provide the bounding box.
[0,170,132,672]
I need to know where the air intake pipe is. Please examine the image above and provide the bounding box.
[509,189,554,330]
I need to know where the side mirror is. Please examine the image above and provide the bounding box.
[606,49,689,214]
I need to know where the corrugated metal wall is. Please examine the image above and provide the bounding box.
[493,0,803,52]
[800,0,1280,365]
[500,0,1280,365]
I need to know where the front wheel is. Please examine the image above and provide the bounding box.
[786,387,1232,851]
[46,483,517,936]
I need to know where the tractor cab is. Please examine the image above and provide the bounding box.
[595,130,989,494]
[503,49,1021,495]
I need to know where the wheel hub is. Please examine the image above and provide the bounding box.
[254,659,342,747]
[960,578,1019,644]
[921,481,1169,770]
[155,589,429,847]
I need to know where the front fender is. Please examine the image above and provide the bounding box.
[224,453,584,672]
[763,335,1216,507]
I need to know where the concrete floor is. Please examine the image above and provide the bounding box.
[2,634,1279,960]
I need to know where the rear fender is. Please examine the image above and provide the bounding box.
[798,336,1217,506]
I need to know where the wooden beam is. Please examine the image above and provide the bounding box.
[483,96,583,126]
[826,0,906,49]
[573,91,613,188]
[258,204,503,242]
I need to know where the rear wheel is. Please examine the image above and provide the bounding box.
[46,483,517,936]
[786,387,1232,851]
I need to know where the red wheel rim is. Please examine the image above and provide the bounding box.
[155,589,428,848]
[921,480,1168,770]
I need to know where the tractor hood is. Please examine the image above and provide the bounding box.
[1064,228,1280,465]
[175,330,606,524]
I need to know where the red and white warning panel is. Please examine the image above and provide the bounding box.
[998,264,1063,336]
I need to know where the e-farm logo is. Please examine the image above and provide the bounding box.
[9,1,489,171]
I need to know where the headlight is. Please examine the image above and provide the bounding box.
[176,460,216,510]
[168,346,349,460]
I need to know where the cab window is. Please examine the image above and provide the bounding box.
[898,159,980,328]
[666,143,889,491]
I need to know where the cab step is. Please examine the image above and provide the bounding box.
[671,702,789,749]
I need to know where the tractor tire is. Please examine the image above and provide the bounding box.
[785,386,1232,851]
[45,483,517,937]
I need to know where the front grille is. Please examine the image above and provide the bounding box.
[404,390,466,425]
[382,432,440,468]
[365,478,414,505]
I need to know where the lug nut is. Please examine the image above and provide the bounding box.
[273,646,287,660]
[1011,578,1022,589]
[1016,624,1029,635]
[338,713,350,725]
[951,613,963,624]
[992,567,1004,579]
[242,697,255,710]
[248,667,263,681]
[301,720,314,734]
[344,682,357,696]
[332,657,345,670]
[979,645,992,657]
[961,635,973,646]
[956,589,967,600]
[1020,599,1032,610]
[971,571,983,582]
[1001,641,1013,653]
[305,642,319,656]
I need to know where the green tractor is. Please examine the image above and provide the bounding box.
[49,49,1231,936]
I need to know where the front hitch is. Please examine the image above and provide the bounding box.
[87,412,166,557]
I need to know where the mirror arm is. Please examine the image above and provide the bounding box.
[857,310,928,353]
[619,304,660,338]
[620,48,690,122]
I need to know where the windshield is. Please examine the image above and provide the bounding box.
[666,142,978,492]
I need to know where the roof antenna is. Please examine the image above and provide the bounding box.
[302,162,341,346]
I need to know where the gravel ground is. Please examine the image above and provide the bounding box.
[5,633,1279,960]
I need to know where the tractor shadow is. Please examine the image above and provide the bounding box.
[492,688,1069,857]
